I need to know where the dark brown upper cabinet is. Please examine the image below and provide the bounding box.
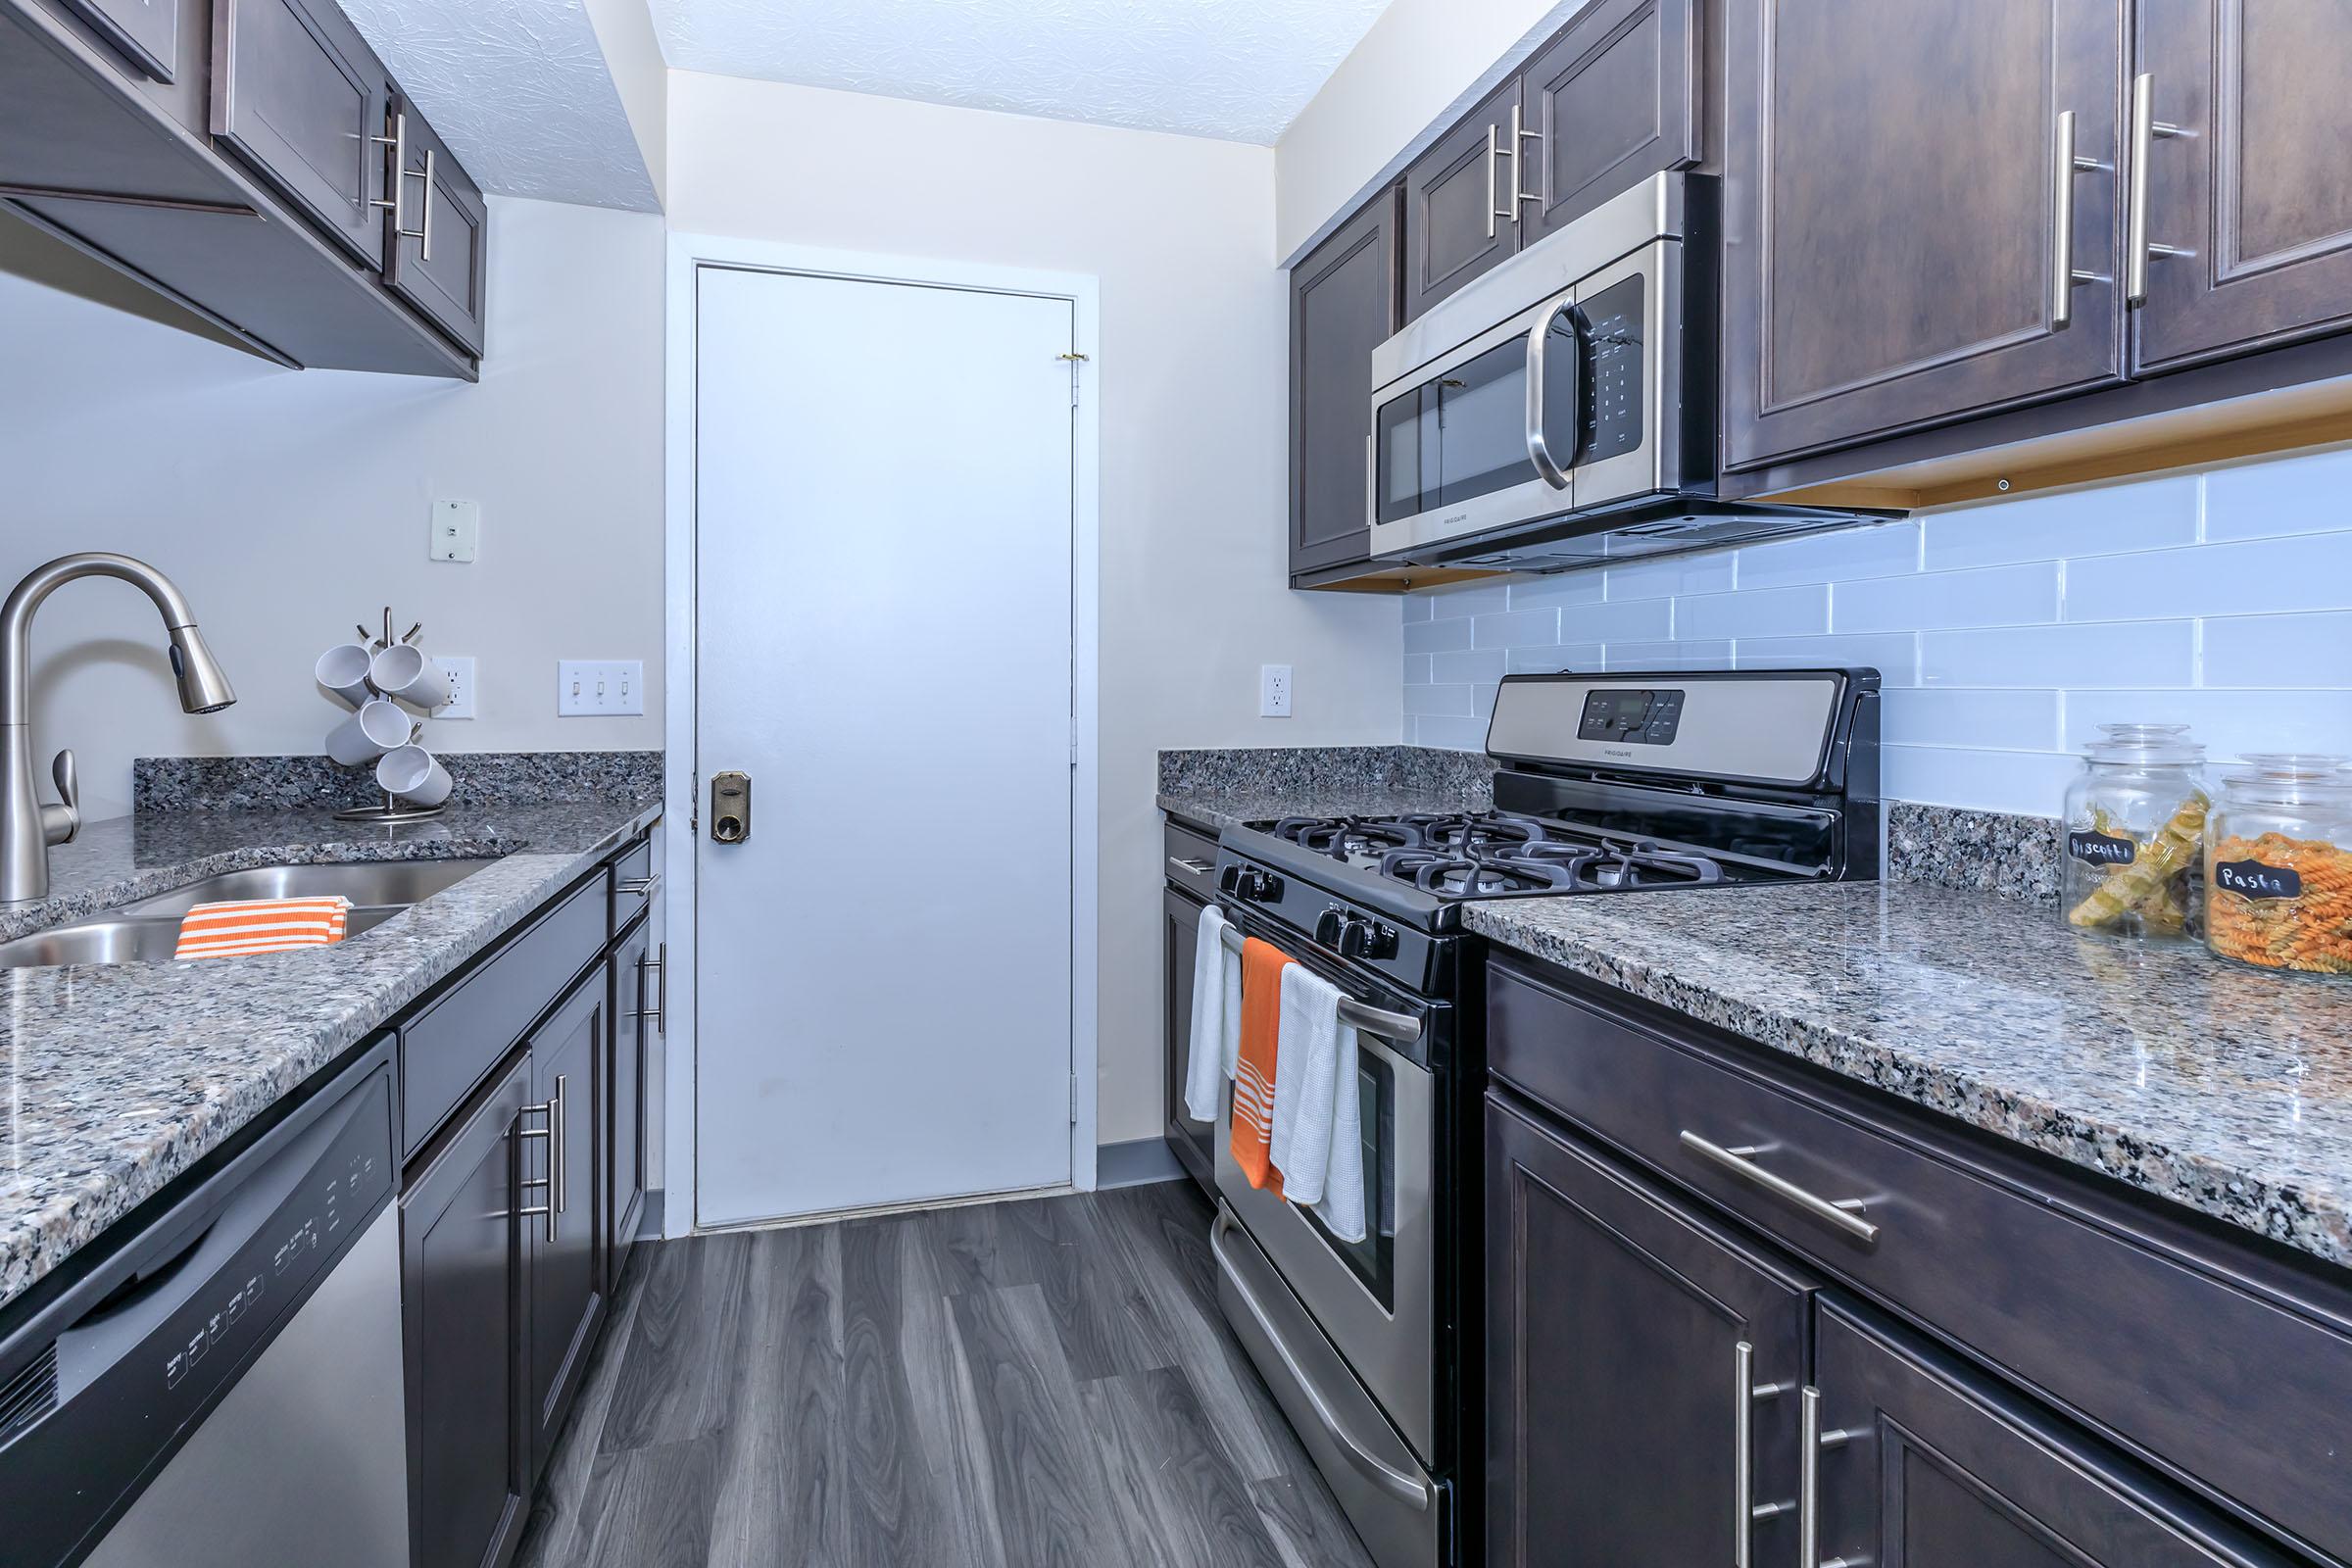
[211,0,393,270]
[1289,186,1401,580]
[1721,0,2131,472]
[2130,0,2352,373]
[1520,0,1701,243]
[55,0,177,80]
[382,94,488,355]
[1400,78,1523,322]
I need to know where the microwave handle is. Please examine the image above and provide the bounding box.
[1524,292,1581,489]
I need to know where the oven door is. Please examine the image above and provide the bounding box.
[1212,952,1435,1467]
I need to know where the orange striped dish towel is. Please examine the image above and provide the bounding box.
[1229,937,1294,1194]
[173,896,354,959]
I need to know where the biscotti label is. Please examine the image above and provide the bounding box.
[2214,858,2303,901]
[2068,829,2137,866]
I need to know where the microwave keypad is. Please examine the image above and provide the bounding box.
[1579,274,1644,464]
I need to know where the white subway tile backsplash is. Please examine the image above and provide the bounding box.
[1414,715,1491,749]
[2203,446,2352,541]
[1431,648,1507,685]
[1403,654,1432,685]
[1403,683,1475,716]
[1422,582,1511,619]
[1922,475,2199,568]
[1676,583,1831,640]
[1834,563,2060,632]
[1603,553,1737,601]
[1561,597,1675,642]
[1401,595,1433,622]
[1474,607,1564,648]
[1922,620,2196,688]
[1882,689,2061,750]
[1603,639,1733,671]
[1735,632,1920,684]
[2063,532,2352,621]
[2063,688,2352,761]
[1509,572,1608,610]
[1735,520,1921,588]
[1403,616,1473,657]
[2201,612,2352,689]
[1509,642,1605,673]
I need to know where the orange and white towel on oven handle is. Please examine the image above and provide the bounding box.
[1269,962,1367,1244]
[1227,935,1294,1197]
[172,895,354,959]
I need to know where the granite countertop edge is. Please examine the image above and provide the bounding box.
[0,799,662,1313]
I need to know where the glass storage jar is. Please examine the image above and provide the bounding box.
[2204,755,2352,976]
[2061,724,2211,943]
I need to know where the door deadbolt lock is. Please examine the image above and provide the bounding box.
[710,770,751,844]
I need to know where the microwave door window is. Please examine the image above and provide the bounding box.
[1375,388,1431,525]
[1436,337,1540,507]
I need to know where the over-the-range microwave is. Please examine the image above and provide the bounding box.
[1366,172,1884,571]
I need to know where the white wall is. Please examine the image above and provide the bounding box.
[1400,449,2352,814]
[0,197,666,820]
[666,73,1403,1145]
[1275,0,1573,262]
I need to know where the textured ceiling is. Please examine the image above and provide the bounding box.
[651,0,1396,144]
[341,0,661,212]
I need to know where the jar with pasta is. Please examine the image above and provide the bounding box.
[2204,755,2352,977]
[2061,724,2210,943]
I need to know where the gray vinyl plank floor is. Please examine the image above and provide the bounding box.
[515,1180,1378,1568]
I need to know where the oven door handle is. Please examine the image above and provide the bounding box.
[1209,1210,1433,1512]
[1524,289,1581,490]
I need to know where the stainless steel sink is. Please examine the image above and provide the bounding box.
[0,858,501,970]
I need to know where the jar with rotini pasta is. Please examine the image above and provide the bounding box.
[2061,724,2210,944]
[2204,755,2352,977]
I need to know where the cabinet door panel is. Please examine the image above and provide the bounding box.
[56,0,180,81]
[1401,79,1521,321]
[211,0,389,269]
[526,972,606,1476]
[382,95,488,356]
[1161,886,1212,1190]
[2132,0,2352,369]
[1290,187,1400,578]
[402,1055,529,1568]
[607,921,652,1293]
[1811,1300,2289,1568]
[1521,0,1700,242]
[1723,0,2128,469]
[1488,1094,1815,1568]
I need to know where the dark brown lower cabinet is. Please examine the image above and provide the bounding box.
[1808,1300,2276,1567]
[606,918,653,1293]
[1487,1092,1815,1568]
[402,1054,532,1568]
[525,971,607,1478]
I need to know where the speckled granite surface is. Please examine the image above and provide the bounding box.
[134,750,664,811]
[1465,881,2352,1266]
[1887,801,2065,904]
[1157,745,1494,832]
[0,794,660,1312]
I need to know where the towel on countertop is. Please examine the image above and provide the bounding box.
[173,896,354,960]
[1228,936,1293,1194]
[1183,904,1244,1124]
[1269,963,1367,1243]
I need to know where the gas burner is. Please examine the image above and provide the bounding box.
[1379,848,1577,897]
[1406,811,1554,855]
[1569,838,1726,891]
[1271,815,1420,859]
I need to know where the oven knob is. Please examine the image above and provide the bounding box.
[1340,919,1398,961]
[1314,908,1345,948]
[1217,864,1239,895]
[1234,869,1285,904]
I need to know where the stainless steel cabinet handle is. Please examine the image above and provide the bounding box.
[516,1104,555,1242]
[1798,1387,1858,1568]
[1734,1342,1796,1565]
[1523,292,1581,489]
[1511,101,1541,209]
[1167,856,1214,877]
[2050,110,2111,326]
[368,112,428,246]
[1486,121,1504,239]
[551,1073,566,1224]
[618,873,662,898]
[2125,73,2190,305]
[1209,1211,1431,1511]
[1680,1132,1880,1243]
[635,945,666,1034]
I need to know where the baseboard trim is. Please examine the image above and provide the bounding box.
[1096,1137,1187,1190]
[639,1190,663,1239]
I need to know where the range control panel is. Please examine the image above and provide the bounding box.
[1576,686,1685,746]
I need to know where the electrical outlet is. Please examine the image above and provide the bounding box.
[437,656,476,719]
[431,500,479,563]
[1260,663,1293,718]
[559,660,644,716]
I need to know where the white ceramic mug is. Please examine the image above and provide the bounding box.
[325,699,412,765]
[314,642,375,710]
[375,744,454,807]
[368,643,447,710]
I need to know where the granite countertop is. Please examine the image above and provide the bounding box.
[1159,784,1494,836]
[1466,881,2352,1267]
[0,797,660,1313]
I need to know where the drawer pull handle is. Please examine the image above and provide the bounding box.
[1167,856,1214,877]
[1680,1132,1880,1244]
[618,874,661,898]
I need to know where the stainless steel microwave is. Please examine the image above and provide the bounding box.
[1366,172,1873,570]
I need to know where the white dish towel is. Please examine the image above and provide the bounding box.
[1183,904,1243,1124]
[1269,963,1366,1244]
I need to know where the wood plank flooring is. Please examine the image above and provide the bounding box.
[514,1180,1380,1568]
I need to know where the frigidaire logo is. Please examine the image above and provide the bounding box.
[1603,748,1634,758]
[1441,513,1469,526]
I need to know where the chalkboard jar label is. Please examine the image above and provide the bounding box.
[2067,829,2138,866]
[2214,858,2303,901]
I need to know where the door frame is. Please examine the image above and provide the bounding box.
[661,232,1103,1236]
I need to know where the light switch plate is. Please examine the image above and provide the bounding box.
[437,656,475,719]
[431,500,479,563]
[1259,663,1293,718]
[559,660,644,716]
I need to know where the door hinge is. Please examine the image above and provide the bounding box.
[1058,350,1087,407]
[1069,1071,1082,1124]
[1069,715,1079,768]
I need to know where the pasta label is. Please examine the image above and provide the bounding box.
[2214,858,2303,901]
[2067,829,2138,867]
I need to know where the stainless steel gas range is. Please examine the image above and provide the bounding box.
[1204,667,1881,1568]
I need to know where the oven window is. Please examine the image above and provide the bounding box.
[1435,336,1539,508]
[1300,1048,1396,1309]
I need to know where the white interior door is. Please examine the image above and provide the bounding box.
[693,265,1076,1228]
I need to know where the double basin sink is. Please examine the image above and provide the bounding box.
[0,858,502,969]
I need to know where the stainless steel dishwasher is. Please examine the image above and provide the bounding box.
[0,1037,409,1568]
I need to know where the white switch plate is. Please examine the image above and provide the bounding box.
[437,656,475,719]
[559,660,644,716]
[1259,663,1293,717]
[431,500,479,563]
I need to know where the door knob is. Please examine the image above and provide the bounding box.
[710,769,751,843]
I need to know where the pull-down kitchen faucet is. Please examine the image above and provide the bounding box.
[1,553,236,903]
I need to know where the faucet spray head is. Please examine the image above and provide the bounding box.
[168,624,237,713]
